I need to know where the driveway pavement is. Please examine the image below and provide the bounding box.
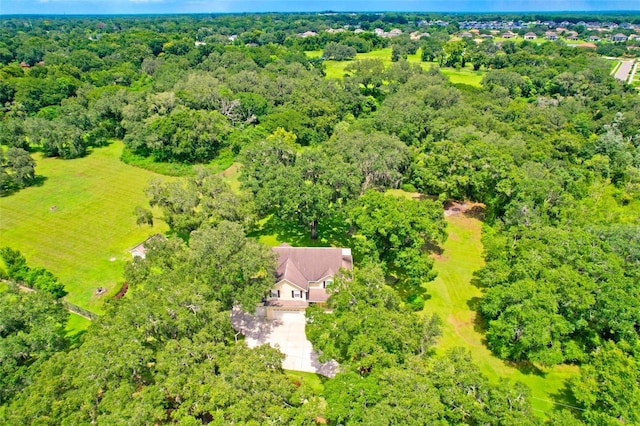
[614,60,634,82]
[231,307,338,377]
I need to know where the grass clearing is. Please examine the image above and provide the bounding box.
[422,210,579,418]
[310,48,484,87]
[0,141,171,313]
[284,370,326,394]
[65,312,92,347]
[249,213,350,249]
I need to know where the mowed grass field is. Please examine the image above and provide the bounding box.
[307,48,485,87]
[0,141,170,313]
[422,211,579,418]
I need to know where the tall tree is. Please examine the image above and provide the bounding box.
[346,190,447,288]
[145,167,254,236]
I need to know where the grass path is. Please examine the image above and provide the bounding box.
[0,141,170,313]
[422,210,579,417]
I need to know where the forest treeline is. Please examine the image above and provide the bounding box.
[1,13,639,424]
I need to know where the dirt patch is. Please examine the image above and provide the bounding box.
[223,163,241,177]
[444,200,485,219]
[448,313,483,348]
[431,252,449,261]
[112,282,129,300]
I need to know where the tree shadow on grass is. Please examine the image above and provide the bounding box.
[0,176,48,197]
[506,360,547,377]
[549,379,583,418]
[470,269,488,289]
[248,213,352,248]
[32,175,48,187]
[66,329,87,349]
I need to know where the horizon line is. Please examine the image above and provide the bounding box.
[2,10,640,17]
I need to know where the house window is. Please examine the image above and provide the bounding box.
[323,279,333,288]
[292,290,302,298]
[271,289,280,298]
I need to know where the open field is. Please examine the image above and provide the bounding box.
[0,141,170,313]
[422,209,579,418]
[308,48,485,87]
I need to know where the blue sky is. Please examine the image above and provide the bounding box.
[1,0,638,15]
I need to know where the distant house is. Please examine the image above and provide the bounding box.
[565,31,579,40]
[588,35,601,42]
[545,31,558,40]
[459,31,473,38]
[298,31,317,38]
[128,234,166,259]
[258,244,353,320]
[410,31,430,40]
[501,31,516,38]
[524,32,537,40]
[612,33,629,42]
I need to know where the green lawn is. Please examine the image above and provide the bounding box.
[422,211,579,418]
[249,213,350,249]
[65,312,92,347]
[0,141,170,313]
[308,48,485,87]
[284,370,326,394]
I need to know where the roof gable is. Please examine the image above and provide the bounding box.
[273,245,353,290]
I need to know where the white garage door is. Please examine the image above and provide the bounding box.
[271,309,305,321]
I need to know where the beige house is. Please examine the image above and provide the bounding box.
[257,244,353,320]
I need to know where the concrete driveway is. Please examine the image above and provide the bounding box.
[231,307,338,377]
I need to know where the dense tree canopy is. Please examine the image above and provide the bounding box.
[2,12,640,425]
[0,285,68,405]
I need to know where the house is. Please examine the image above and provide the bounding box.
[565,31,579,40]
[298,31,317,38]
[589,35,601,42]
[258,244,353,320]
[501,31,516,38]
[612,33,628,42]
[545,31,558,40]
[410,31,430,40]
[524,32,537,40]
[459,31,473,38]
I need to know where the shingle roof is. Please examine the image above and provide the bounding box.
[273,244,353,291]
